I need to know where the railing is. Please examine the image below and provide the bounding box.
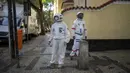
[61,0,117,14]
[61,0,74,8]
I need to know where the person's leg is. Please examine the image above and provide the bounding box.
[50,39,58,64]
[58,39,66,68]
[75,39,80,56]
[70,39,79,56]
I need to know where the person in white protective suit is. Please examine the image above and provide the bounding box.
[70,12,87,57]
[48,13,70,68]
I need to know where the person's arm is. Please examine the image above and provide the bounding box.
[83,21,87,39]
[49,24,54,43]
[64,24,70,43]
[71,21,76,39]
[64,23,68,39]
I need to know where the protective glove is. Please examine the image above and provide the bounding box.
[64,42,67,46]
[73,36,75,39]
[48,41,51,46]
[85,36,87,39]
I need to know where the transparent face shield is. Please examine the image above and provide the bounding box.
[77,13,84,19]
[54,15,62,22]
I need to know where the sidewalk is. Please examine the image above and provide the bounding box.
[0,34,130,73]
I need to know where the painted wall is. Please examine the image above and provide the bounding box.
[58,0,62,13]
[54,0,63,14]
[62,3,74,10]
[87,0,109,7]
[74,0,86,7]
[63,4,130,39]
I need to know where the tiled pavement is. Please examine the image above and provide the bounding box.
[0,34,130,73]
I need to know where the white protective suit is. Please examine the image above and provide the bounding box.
[70,18,87,56]
[49,14,70,65]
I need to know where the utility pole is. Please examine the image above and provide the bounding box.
[7,0,16,59]
[49,3,51,29]
[24,16,28,41]
[12,0,20,68]
[24,0,31,41]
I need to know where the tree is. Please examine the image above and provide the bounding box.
[43,2,53,31]
[30,0,53,35]
[15,0,23,4]
[38,0,53,34]
[43,10,53,31]
[38,0,45,35]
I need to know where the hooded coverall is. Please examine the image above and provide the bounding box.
[70,19,87,56]
[49,22,69,65]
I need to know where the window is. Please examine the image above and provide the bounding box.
[2,17,21,26]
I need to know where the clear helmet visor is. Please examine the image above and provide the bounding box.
[54,15,62,22]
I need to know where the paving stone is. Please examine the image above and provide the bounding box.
[1,34,130,73]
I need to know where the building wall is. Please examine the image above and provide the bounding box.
[68,0,109,7]
[74,0,86,7]
[54,0,62,14]
[63,4,130,39]
[62,4,74,10]
[58,0,62,13]
[87,0,109,7]
[54,0,58,14]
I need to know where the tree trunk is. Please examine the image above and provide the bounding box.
[39,0,45,35]
[39,11,45,35]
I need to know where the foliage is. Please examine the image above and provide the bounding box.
[42,0,53,3]
[16,0,24,4]
[30,0,40,8]
[43,10,53,28]
[0,0,5,2]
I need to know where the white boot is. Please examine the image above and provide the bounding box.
[76,50,79,56]
[58,64,63,68]
[47,63,55,68]
[70,51,75,56]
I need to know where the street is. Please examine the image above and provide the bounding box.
[0,34,130,73]
[0,0,130,73]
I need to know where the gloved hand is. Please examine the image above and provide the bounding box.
[48,41,51,46]
[73,36,75,39]
[85,36,87,39]
[64,42,67,46]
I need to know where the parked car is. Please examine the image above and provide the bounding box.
[0,3,41,42]
[0,16,26,42]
